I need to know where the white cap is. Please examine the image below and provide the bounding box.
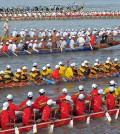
[107,57,111,60]
[33,63,37,67]
[41,39,44,41]
[78,94,85,100]
[92,84,98,88]
[109,87,115,92]
[95,59,99,62]
[6,42,9,44]
[78,85,84,91]
[72,63,76,66]
[27,92,33,97]
[22,66,27,70]
[31,67,36,72]
[59,61,63,65]
[39,88,45,93]
[81,63,85,66]
[0,71,3,74]
[2,102,9,110]
[106,60,109,64]
[20,40,23,42]
[47,99,56,106]
[9,40,12,42]
[42,66,46,70]
[7,94,13,100]
[94,63,98,66]
[70,63,74,67]
[55,65,59,69]
[46,64,51,67]
[110,80,117,85]
[49,39,52,41]
[98,89,105,95]
[6,65,11,69]
[62,88,68,93]
[17,69,21,73]
[26,100,32,107]
[114,58,118,62]
[65,95,72,102]
[84,60,89,64]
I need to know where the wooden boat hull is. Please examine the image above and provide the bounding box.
[0,109,119,134]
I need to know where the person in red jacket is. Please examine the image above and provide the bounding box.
[75,94,86,116]
[90,34,97,46]
[2,42,9,52]
[52,65,62,81]
[0,102,15,130]
[33,89,50,112]
[22,100,35,126]
[90,84,98,97]
[19,92,33,108]
[106,87,116,110]
[93,89,105,113]
[60,95,73,119]
[56,88,68,105]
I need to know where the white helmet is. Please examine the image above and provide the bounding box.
[42,66,46,70]
[62,88,68,93]
[33,63,37,67]
[110,80,117,85]
[17,69,21,73]
[31,67,36,72]
[6,65,11,69]
[78,85,84,91]
[114,58,118,62]
[78,94,85,100]
[92,84,98,88]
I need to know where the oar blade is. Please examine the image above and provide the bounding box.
[105,112,112,122]
[86,116,90,124]
[33,124,37,134]
[115,109,119,119]
[68,119,73,128]
[48,124,54,134]
[14,126,20,134]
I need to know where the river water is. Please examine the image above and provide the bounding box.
[0,0,120,133]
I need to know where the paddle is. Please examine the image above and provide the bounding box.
[64,58,73,65]
[43,78,55,84]
[24,50,31,54]
[89,43,93,50]
[33,124,37,134]
[115,109,119,119]
[12,52,18,56]
[68,118,73,128]
[3,51,10,57]
[48,124,54,134]
[86,116,90,124]
[14,126,20,134]
[105,111,112,122]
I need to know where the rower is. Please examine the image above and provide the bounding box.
[13,69,22,83]
[104,80,119,97]
[29,67,40,82]
[0,71,4,84]
[72,63,80,80]
[65,63,74,80]
[46,64,53,79]
[33,63,40,75]
[41,66,49,79]
[36,99,56,123]
[6,94,23,123]
[3,65,14,84]
[21,66,28,81]
[2,42,9,53]
[58,61,67,78]
[89,63,100,78]
[79,63,87,78]
[56,88,68,105]
[93,89,105,113]
[4,18,10,37]
[101,60,112,75]
[75,94,86,116]
[22,100,35,126]
[52,65,62,81]
[90,84,98,97]
[106,87,116,110]
[60,95,73,119]
[84,60,90,76]
[33,89,50,112]
[19,92,33,108]
[0,102,16,130]
[113,58,120,72]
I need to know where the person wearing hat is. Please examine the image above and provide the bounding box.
[104,80,119,97]
[59,61,67,78]
[41,66,49,79]
[1,42,9,52]
[56,88,68,105]
[90,84,99,97]
[75,94,86,115]
[13,69,22,83]
[6,94,24,123]
[0,102,16,130]
[46,64,53,79]
[105,87,116,110]
[36,99,56,123]
[33,89,50,112]
[79,63,87,79]
[60,95,73,119]
[17,40,24,51]
[93,89,106,113]
[3,65,14,84]
[52,65,62,82]
[4,18,10,37]
[22,100,36,126]
[89,63,100,79]
[19,92,33,108]
[21,66,28,81]
[0,70,4,85]
[33,63,40,76]
[113,58,120,72]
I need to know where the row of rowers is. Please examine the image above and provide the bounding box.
[1,10,120,19]
[10,27,120,37]
[0,80,120,130]
[0,57,119,84]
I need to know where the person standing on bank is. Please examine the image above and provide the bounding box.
[4,18,10,37]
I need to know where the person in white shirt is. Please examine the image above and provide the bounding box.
[11,43,17,52]
[47,39,52,49]
[28,40,33,49]
[60,37,67,51]
[32,40,38,52]
[11,28,18,37]
[77,35,85,46]
[0,42,3,51]
[17,40,24,50]
[8,40,13,51]
[4,18,9,37]
[19,29,26,37]
[38,39,43,49]
[69,36,75,49]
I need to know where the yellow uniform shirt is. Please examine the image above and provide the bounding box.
[59,66,67,77]
[104,86,119,97]
[65,67,73,79]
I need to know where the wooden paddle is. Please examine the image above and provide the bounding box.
[3,52,10,57]
[14,126,20,134]
[68,118,73,128]
[115,109,119,119]
[12,52,18,56]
